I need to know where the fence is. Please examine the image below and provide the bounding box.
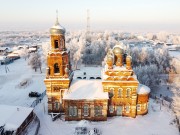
[150,93,172,109]
[30,90,46,108]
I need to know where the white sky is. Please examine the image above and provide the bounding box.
[0,0,180,33]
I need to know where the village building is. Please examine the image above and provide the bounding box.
[0,47,12,55]
[0,105,40,135]
[44,16,151,121]
[63,80,108,121]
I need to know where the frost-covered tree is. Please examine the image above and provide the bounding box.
[28,52,42,73]
[156,31,169,42]
[19,48,29,60]
[133,64,159,88]
[41,42,50,64]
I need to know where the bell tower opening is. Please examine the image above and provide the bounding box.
[54,63,60,73]
[54,40,59,49]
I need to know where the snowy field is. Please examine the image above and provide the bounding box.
[0,58,46,106]
[35,97,179,135]
[0,58,179,135]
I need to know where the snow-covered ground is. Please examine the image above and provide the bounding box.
[169,51,180,60]
[0,58,46,107]
[35,97,179,135]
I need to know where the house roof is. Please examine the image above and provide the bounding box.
[137,84,151,94]
[0,105,33,131]
[63,80,108,100]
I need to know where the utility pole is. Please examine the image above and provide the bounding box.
[86,9,90,44]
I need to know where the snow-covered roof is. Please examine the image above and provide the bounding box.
[137,84,151,94]
[0,56,7,60]
[48,50,69,55]
[0,105,33,131]
[29,48,37,51]
[7,53,19,57]
[0,47,9,51]
[63,80,108,100]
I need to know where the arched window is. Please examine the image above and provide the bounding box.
[95,106,102,116]
[54,101,59,110]
[83,104,89,116]
[126,88,131,98]
[118,88,123,98]
[54,40,59,49]
[54,63,60,73]
[109,88,114,98]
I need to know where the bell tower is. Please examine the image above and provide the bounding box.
[44,11,73,113]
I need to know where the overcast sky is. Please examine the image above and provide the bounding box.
[0,0,180,33]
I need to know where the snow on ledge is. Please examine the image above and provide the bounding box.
[63,80,108,100]
[137,84,151,94]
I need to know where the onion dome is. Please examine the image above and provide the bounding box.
[113,42,124,56]
[106,55,113,63]
[137,84,151,94]
[126,55,132,61]
[50,11,66,35]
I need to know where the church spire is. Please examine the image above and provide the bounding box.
[55,10,60,26]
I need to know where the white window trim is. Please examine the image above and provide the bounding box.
[110,88,114,94]
[118,88,123,98]
[95,106,102,116]
[83,104,89,117]
[126,88,131,98]
[69,106,77,117]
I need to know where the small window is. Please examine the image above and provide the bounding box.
[118,88,123,98]
[54,40,59,48]
[95,106,102,116]
[54,101,59,110]
[48,67,50,75]
[137,104,141,111]
[83,104,89,116]
[69,106,73,116]
[109,88,114,98]
[69,106,77,117]
[109,105,114,113]
[126,88,131,98]
[54,63,60,73]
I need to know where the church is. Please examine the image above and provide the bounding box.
[44,16,150,121]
